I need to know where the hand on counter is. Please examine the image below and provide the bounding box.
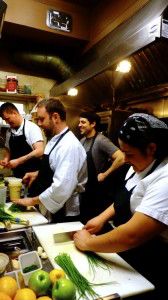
[12,196,40,207]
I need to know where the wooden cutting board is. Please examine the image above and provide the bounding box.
[0,203,48,230]
[33,222,155,299]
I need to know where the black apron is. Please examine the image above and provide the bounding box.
[113,159,162,226]
[80,135,127,223]
[80,135,105,222]
[112,160,168,299]
[9,119,41,178]
[28,129,76,223]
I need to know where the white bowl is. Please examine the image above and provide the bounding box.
[0,253,9,274]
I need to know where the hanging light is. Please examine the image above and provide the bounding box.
[116,60,131,73]
[67,88,78,96]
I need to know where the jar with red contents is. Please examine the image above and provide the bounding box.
[6,76,18,93]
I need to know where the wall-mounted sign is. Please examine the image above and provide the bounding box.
[46,10,72,32]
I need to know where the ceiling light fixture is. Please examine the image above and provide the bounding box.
[67,88,78,96]
[116,60,131,73]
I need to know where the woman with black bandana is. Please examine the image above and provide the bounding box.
[74,113,168,299]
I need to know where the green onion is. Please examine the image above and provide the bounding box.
[86,251,113,278]
[23,264,39,273]
[55,253,99,300]
[9,203,28,212]
[0,205,29,226]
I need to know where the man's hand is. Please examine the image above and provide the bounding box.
[22,171,39,187]
[6,159,20,169]
[0,158,9,167]
[97,172,106,182]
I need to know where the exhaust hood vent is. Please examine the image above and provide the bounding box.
[162,18,168,38]
[46,10,72,32]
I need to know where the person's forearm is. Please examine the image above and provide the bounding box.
[81,225,137,253]
[103,151,124,178]
[82,227,130,253]
[17,150,36,164]
[97,204,115,224]
[17,148,42,165]
[13,196,40,207]
[31,196,41,206]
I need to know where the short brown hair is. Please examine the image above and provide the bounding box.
[37,98,66,121]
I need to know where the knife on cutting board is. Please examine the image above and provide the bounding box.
[53,231,76,243]
[96,293,121,299]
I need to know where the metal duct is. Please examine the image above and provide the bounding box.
[50,0,168,96]
[12,51,73,81]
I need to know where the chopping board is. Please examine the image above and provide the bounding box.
[33,222,155,299]
[0,202,48,230]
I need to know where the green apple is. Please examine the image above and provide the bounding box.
[28,269,51,296]
[52,278,76,300]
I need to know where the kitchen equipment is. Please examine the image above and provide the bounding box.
[0,186,7,204]
[53,230,76,243]
[5,270,23,288]
[8,180,22,200]
[96,294,120,300]
[33,222,155,299]
[19,251,42,285]
[0,229,33,269]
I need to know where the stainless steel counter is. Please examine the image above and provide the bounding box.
[0,227,53,274]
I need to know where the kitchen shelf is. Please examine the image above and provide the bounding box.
[0,92,38,103]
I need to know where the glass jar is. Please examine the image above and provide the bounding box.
[6,76,18,93]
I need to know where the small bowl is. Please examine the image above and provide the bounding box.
[19,251,42,286]
[0,253,9,274]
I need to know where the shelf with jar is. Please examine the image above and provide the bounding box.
[0,91,38,103]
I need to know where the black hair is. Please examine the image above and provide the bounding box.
[37,98,66,121]
[80,111,101,131]
[118,114,168,160]
[0,102,19,118]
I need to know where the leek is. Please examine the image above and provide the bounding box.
[0,205,29,226]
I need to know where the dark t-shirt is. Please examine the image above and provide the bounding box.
[80,133,118,173]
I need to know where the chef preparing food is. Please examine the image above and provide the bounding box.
[12,98,87,223]
[73,113,168,300]
[0,102,44,178]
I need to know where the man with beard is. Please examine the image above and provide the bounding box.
[0,102,44,178]
[12,98,87,222]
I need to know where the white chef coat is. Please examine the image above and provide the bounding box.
[39,128,87,216]
[126,157,168,242]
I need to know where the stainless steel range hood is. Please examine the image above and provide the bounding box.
[50,0,168,97]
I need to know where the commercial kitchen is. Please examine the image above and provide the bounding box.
[0,1,168,299]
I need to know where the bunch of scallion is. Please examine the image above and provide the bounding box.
[0,205,29,228]
[55,253,99,300]
[86,251,113,278]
